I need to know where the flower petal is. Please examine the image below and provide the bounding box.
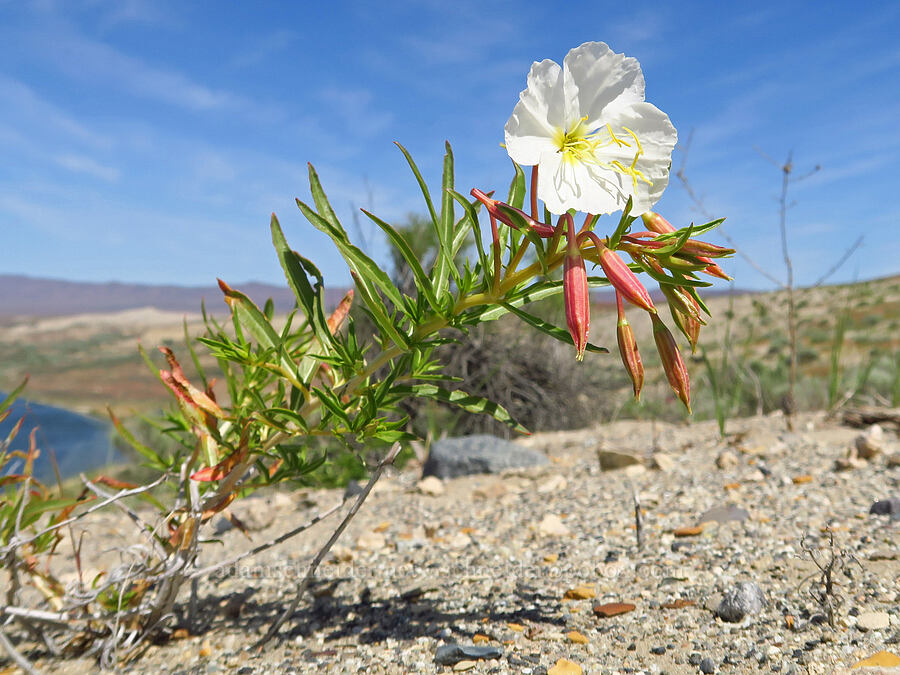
[599,102,677,213]
[563,42,645,129]
[505,59,565,166]
[538,149,627,215]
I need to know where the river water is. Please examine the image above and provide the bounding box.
[0,392,124,482]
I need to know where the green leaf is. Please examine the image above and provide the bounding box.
[350,271,411,349]
[467,276,611,323]
[653,218,726,240]
[306,163,344,235]
[296,198,405,311]
[501,302,608,354]
[218,280,303,389]
[270,214,337,381]
[608,196,635,249]
[449,190,491,291]
[107,408,168,470]
[434,141,458,295]
[0,378,27,416]
[394,142,439,232]
[507,161,527,210]
[361,209,442,313]
[398,384,529,434]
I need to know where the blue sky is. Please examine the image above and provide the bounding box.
[2,0,899,292]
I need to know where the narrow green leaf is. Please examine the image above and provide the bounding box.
[218,281,303,389]
[399,384,529,434]
[608,196,635,249]
[433,141,457,295]
[501,303,608,354]
[449,190,491,291]
[394,142,439,229]
[306,163,344,235]
[350,271,410,349]
[653,218,726,240]
[361,209,441,313]
[507,161,527,210]
[0,378,27,416]
[297,199,405,311]
[467,276,611,323]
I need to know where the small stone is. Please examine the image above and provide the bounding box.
[698,504,750,524]
[651,452,677,472]
[869,498,900,516]
[548,658,583,675]
[650,645,666,654]
[886,452,900,468]
[593,602,636,617]
[356,529,386,551]
[688,653,703,665]
[716,450,739,470]
[699,657,716,673]
[434,644,503,666]
[563,585,596,600]
[791,474,813,484]
[660,599,696,609]
[453,660,477,671]
[566,630,589,644]
[855,424,885,459]
[538,514,571,537]
[537,474,568,493]
[198,640,212,658]
[447,531,472,549]
[674,525,705,537]
[597,449,644,471]
[472,634,490,644]
[417,476,445,496]
[856,611,890,631]
[716,581,766,622]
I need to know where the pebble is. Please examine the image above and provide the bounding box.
[716,450,739,469]
[855,425,885,458]
[855,611,890,631]
[716,581,766,622]
[417,475,445,496]
[538,513,571,537]
[434,644,503,666]
[699,657,716,673]
[597,449,644,470]
[698,504,750,524]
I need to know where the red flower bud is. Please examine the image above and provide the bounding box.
[470,188,555,237]
[651,313,691,412]
[563,217,589,360]
[641,211,676,234]
[587,235,655,313]
[616,292,643,399]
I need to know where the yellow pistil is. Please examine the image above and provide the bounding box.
[553,118,652,189]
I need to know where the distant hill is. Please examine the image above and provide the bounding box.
[0,275,351,317]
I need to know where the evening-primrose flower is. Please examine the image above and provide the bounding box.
[505,41,676,215]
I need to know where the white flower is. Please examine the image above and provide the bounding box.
[505,41,676,216]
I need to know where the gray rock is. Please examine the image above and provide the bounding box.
[422,435,548,479]
[700,657,716,674]
[868,498,900,517]
[716,581,766,622]
[434,643,503,666]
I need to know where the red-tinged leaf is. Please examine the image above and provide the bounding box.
[223,508,251,539]
[0,474,27,487]
[200,492,236,521]
[268,458,283,477]
[190,448,248,482]
[326,289,354,335]
[25,428,40,475]
[3,417,24,445]
[92,475,138,490]
[159,347,225,418]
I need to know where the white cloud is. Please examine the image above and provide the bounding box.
[54,153,120,181]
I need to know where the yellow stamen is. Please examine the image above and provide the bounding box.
[554,120,652,189]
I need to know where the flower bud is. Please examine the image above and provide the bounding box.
[641,211,676,234]
[678,239,735,258]
[702,262,732,280]
[564,221,590,360]
[651,313,691,412]
[616,292,643,399]
[470,188,555,237]
[585,233,655,313]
